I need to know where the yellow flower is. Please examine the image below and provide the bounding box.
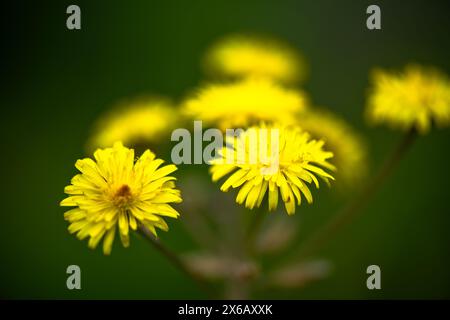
[183,78,308,130]
[210,126,335,215]
[297,109,368,188]
[204,34,306,84]
[60,142,181,255]
[87,98,178,150]
[366,65,450,133]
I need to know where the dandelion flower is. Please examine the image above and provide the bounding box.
[183,78,308,130]
[366,65,450,133]
[87,98,179,150]
[60,142,181,255]
[210,126,335,215]
[297,109,368,188]
[204,34,306,84]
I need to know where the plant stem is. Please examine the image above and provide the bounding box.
[291,128,418,260]
[138,224,214,297]
[245,207,266,250]
[224,278,250,300]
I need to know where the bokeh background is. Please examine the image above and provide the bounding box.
[2,0,450,299]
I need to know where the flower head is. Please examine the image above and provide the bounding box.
[366,65,450,133]
[87,98,178,150]
[204,34,306,84]
[183,78,308,130]
[60,142,181,255]
[210,126,335,215]
[297,109,368,188]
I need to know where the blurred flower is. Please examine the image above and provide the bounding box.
[204,34,306,84]
[183,78,308,130]
[60,142,181,255]
[255,215,298,255]
[87,97,178,150]
[210,126,335,215]
[183,252,259,281]
[297,109,368,188]
[366,65,450,133]
[268,260,331,289]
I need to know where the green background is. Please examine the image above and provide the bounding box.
[2,0,450,299]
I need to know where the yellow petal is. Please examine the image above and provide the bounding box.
[118,211,129,236]
[298,180,313,204]
[129,214,137,230]
[60,196,80,207]
[256,180,268,207]
[64,208,86,222]
[268,184,278,211]
[103,227,116,255]
[151,164,178,181]
[245,183,262,209]
[119,230,130,248]
[220,168,248,191]
[303,164,335,180]
[236,180,254,204]
[88,229,106,249]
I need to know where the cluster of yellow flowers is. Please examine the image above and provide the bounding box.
[61,34,450,254]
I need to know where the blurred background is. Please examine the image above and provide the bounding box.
[2,0,450,299]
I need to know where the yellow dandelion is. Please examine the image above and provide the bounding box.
[297,109,368,188]
[87,97,179,150]
[210,126,335,215]
[60,142,181,255]
[204,34,306,84]
[366,65,450,133]
[183,78,308,130]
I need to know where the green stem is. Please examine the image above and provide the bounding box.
[291,128,418,260]
[138,224,214,297]
[245,207,266,251]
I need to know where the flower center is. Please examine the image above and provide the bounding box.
[113,184,133,207]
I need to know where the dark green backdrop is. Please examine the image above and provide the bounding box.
[2,0,450,299]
